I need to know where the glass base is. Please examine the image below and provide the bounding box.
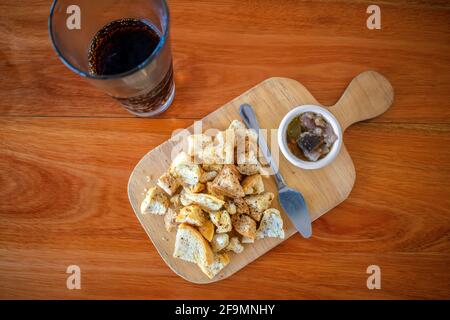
[125,83,175,117]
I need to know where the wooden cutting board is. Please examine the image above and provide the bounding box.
[128,71,394,284]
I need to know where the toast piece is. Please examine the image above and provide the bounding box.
[236,163,260,176]
[199,170,218,183]
[241,174,264,195]
[224,200,237,215]
[245,192,274,222]
[198,253,230,279]
[232,214,256,240]
[179,189,193,207]
[187,134,213,160]
[176,205,207,226]
[164,207,178,232]
[173,223,214,266]
[170,194,181,208]
[170,152,203,186]
[206,182,225,201]
[199,143,220,166]
[256,208,285,239]
[248,211,263,222]
[140,186,169,215]
[235,128,260,175]
[184,182,205,193]
[211,233,229,252]
[209,210,232,233]
[211,165,245,198]
[229,120,257,149]
[198,219,214,242]
[171,150,193,166]
[202,163,223,172]
[233,197,250,215]
[156,171,180,196]
[182,190,225,211]
[214,129,235,164]
[199,129,234,165]
[226,237,244,254]
[228,119,246,132]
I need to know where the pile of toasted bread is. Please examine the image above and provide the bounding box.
[141,120,285,279]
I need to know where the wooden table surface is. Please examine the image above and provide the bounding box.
[1,0,449,299]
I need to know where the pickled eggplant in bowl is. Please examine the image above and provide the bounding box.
[286,112,337,162]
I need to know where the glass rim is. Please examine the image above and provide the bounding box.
[48,0,171,80]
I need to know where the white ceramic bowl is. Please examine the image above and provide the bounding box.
[277,104,343,170]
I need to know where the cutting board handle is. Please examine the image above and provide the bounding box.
[329,71,394,131]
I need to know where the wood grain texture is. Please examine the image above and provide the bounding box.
[1,118,449,298]
[0,0,449,122]
[0,0,449,299]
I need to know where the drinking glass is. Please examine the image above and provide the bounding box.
[49,0,175,116]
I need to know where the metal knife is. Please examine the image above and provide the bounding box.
[239,103,312,238]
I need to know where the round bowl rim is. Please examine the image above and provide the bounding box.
[277,104,343,170]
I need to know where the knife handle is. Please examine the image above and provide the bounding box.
[239,103,286,189]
